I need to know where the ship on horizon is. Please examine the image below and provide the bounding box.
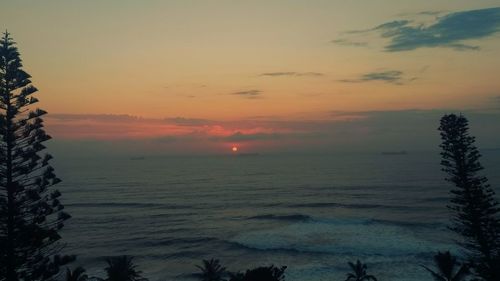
[381,150,408,155]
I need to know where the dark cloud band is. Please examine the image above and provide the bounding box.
[340,70,405,85]
[335,7,500,52]
[229,90,263,99]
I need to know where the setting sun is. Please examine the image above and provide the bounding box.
[232,146,238,152]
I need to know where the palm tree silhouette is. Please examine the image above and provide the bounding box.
[105,256,147,281]
[228,265,286,281]
[196,258,227,281]
[422,251,470,281]
[65,267,88,281]
[345,260,377,281]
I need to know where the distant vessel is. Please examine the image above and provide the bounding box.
[237,153,260,157]
[130,156,146,160]
[381,150,408,155]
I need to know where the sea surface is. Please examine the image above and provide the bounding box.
[52,151,500,281]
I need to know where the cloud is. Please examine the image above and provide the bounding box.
[46,109,500,155]
[45,113,291,142]
[260,72,296,77]
[415,11,445,16]
[164,117,213,126]
[331,38,368,47]
[49,113,142,122]
[340,70,406,85]
[336,7,500,52]
[222,131,319,142]
[259,72,324,77]
[225,131,282,141]
[229,90,263,99]
[381,7,500,51]
[393,11,446,18]
[152,134,197,143]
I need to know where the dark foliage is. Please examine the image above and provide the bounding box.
[422,251,470,281]
[195,259,227,281]
[0,31,73,281]
[345,260,377,281]
[439,114,500,280]
[228,265,286,281]
[104,256,147,281]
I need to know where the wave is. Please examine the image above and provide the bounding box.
[247,214,311,222]
[225,240,321,256]
[163,250,205,259]
[371,218,445,229]
[289,202,424,211]
[117,250,206,261]
[243,172,275,176]
[229,218,456,256]
[419,196,449,203]
[143,237,220,247]
[66,202,194,209]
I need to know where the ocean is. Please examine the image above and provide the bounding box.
[53,150,500,281]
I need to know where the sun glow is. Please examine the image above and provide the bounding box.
[232,146,238,152]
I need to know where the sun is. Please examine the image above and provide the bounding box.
[232,146,238,152]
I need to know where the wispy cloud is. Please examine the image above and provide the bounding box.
[259,72,324,77]
[340,70,406,85]
[229,90,263,99]
[49,114,142,122]
[336,7,500,52]
[414,10,445,16]
[223,131,319,142]
[331,38,368,47]
[225,131,282,141]
[163,117,214,126]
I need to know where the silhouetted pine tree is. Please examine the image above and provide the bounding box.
[439,114,500,281]
[0,31,73,281]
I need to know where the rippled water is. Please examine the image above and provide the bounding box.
[52,151,500,281]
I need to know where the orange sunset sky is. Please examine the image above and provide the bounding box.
[1,1,500,154]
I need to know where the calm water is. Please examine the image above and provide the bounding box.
[53,151,500,281]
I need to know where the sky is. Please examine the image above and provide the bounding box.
[1,1,500,154]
